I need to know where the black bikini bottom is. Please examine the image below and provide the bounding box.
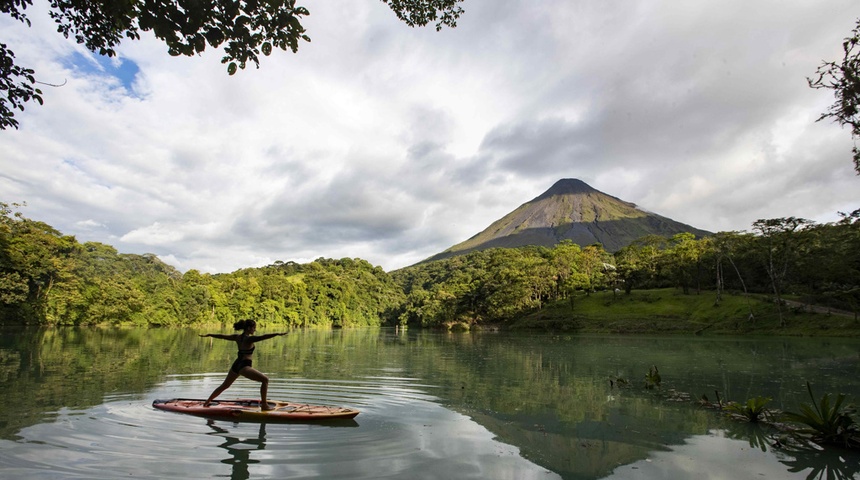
[230,358,253,374]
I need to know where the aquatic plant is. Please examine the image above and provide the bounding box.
[783,382,860,448]
[644,365,661,389]
[609,376,629,388]
[698,390,726,410]
[725,396,774,423]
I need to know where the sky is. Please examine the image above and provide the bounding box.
[1,0,858,274]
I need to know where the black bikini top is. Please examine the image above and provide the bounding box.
[237,334,255,356]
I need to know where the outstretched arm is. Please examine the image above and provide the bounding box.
[199,333,238,340]
[251,332,288,342]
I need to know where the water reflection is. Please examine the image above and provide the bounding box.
[779,443,860,480]
[1,327,859,479]
[602,430,860,480]
[206,416,360,479]
[208,421,267,480]
[724,423,775,453]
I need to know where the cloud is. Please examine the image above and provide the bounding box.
[1,0,857,273]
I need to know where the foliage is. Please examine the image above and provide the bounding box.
[809,17,860,174]
[751,217,813,327]
[392,244,616,328]
[0,41,42,130]
[725,396,773,423]
[665,232,707,295]
[779,442,860,480]
[644,365,661,389]
[0,203,404,326]
[2,201,860,329]
[0,0,465,129]
[381,0,464,30]
[783,382,860,448]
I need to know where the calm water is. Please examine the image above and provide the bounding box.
[0,327,858,479]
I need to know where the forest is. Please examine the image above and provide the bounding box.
[1,202,858,328]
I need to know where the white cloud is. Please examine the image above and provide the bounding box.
[1,0,858,273]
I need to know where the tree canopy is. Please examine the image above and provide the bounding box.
[0,0,465,130]
[809,17,860,174]
[2,201,858,327]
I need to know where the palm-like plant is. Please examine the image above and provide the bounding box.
[644,365,661,389]
[725,396,773,423]
[783,382,860,448]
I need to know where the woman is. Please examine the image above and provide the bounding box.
[200,319,287,410]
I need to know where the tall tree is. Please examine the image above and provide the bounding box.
[550,241,584,299]
[809,17,860,174]
[752,217,813,327]
[710,231,757,321]
[666,232,705,295]
[0,202,78,322]
[794,210,860,319]
[0,0,465,129]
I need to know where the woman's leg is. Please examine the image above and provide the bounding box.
[240,367,271,410]
[204,371,239,406]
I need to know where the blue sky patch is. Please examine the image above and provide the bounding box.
[65,51,140,92]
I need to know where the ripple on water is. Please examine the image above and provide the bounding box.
[0,375,557,480]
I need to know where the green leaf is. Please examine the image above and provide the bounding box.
[227,62,238,75]
[235,15,251,27]
[287,15,302,32]
[194,36,206,53]
[204,28,225,47]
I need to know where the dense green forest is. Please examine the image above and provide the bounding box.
[392,214,860,328]
[1,202,858,328]
[0,203,404,327]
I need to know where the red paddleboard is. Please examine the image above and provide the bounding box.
[152,398,359,422]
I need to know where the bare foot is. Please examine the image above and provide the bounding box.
[261,402,274,411]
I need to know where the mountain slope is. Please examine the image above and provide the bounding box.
[425,179,710,262]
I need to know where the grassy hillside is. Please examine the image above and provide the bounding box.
[510,288,860,337]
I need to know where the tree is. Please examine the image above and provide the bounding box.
[0,41,42,130]
[665,232,703,295]
[0,202,80,322]
[793,210,860,319]
[752,217,813,327]
[614,244,643,294]
[710,232,749,294]
[550,240,583,299]
[0,0,465,130]
[809,18,860,174]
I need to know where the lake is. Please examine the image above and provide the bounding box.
[0,327,858,479]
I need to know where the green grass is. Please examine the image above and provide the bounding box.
[511,288,860,336]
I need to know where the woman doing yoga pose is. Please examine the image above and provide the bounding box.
[200,319,287,410]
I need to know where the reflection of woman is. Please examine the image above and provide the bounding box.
[208,420,266,480]
[200,320,287,410]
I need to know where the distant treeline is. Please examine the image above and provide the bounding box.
[1,202,858,327]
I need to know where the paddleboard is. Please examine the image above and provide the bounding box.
[152,398,360,422]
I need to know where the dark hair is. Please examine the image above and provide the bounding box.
[233,319,256,331]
